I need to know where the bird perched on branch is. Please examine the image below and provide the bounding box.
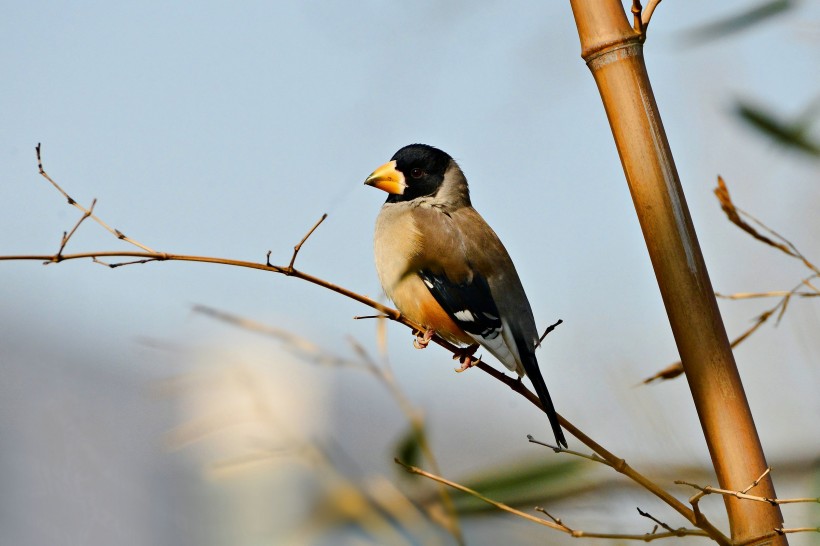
[364,143,566,447]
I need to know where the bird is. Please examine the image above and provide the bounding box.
[364,143,566,448]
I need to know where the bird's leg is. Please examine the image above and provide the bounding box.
[453,344,480,373]
[413,328,435,349]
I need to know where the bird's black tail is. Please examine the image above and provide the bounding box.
[520,349,566,448]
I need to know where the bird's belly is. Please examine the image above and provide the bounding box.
[390,275,474,346]
[373,204,472,346]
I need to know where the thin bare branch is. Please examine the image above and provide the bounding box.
[636,507,678,534]
[716,176,819,276]
[715,176,796,257]
[191,303,463,544]
[716,290,819,300]
[345,339,464,545]
[741,467,771,494]
[192,304,364,369]
[397,460,711,541]
[36,144,157,253]
[775,527,820,536]
[535,318,563,349]
[644,273,819,384]
[287,212,327,272]
[54,198,95,258]
[395,459,566,532]
[676,478,820,506]
[641,0,662,28]
[527,435,610,466]
[631,1,644,35]
[631,0,663,39]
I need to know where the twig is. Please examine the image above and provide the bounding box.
[732,526,820,546]
[636,507,678,534]
[54,198,95,259]
[346,339,464,545]
[631,1,644,36]
[716,290,819,300]
[287,213,327,272]
[526,435,609,466]
[396,459,565,531]
[643,273,819,384]
[741,467,771,494]
[525,429,729,544]
[642,0,662,28]
[534,506,571,530]
[192,303,463,545]
[396,460,711,541]
[643,179,819,384]
[676,475,819,506]
[535,319,563,349]
[36,144,157,254]
[631,0,663,39]
[716,176,818,275]
[192,304,363,369]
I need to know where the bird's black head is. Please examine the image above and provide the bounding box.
[365,144,454,203]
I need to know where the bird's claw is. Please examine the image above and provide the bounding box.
[453,344,480,373]
[413,329,435,349]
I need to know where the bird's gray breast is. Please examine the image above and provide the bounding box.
[373,203,424,298]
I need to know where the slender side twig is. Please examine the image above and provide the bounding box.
[192,304,364,368]
[636,507,680,535]
[346,339,464,545]
[631,0,663,38]
[526,435,609,466]
[54,198,95,259]
[716,290,819,300]
[535,318,563,349]
[36,144,157,253]
[190,304,464,545]
[643,177,819,384]
[287,213,327,272]
[397,460,711,542]
[677,465,820,544]
[716,176,818,275]
[631,1,644,36]
[641,0,662,28]
[676,479,820,506]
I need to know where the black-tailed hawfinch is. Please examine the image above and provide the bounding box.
[364,143,566,448]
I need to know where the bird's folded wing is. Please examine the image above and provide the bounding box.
[418,269,519,373]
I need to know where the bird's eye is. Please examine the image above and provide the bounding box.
[410,168,424,179]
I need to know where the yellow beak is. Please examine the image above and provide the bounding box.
[364,160,406,195]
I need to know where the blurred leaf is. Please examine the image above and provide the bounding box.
[394,424,425,473]
[445,458,588,515]
[681,0,797,44]
[735,101,820,157]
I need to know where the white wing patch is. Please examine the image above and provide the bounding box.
[454,310,475,322]
[465,317,523,376]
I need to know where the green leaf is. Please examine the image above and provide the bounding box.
[394,423,425,473]
[735,100,820,157]
[682,0,797,45]
[446,458,589,515]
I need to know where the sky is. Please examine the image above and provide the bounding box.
[1,2,819,545]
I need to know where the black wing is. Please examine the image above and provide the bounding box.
[418,268,567,448]
[418,269,501,339]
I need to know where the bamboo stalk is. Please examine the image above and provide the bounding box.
[567,2,786,543]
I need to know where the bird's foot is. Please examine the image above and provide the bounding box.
[413,329,435,350]
[453,344,480,373]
